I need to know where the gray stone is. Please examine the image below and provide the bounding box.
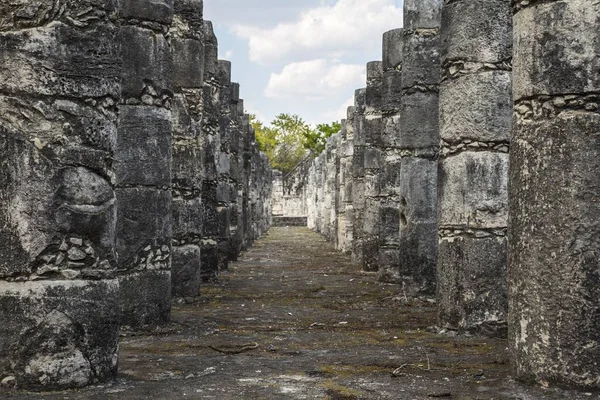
[510,2,600,387]
[0,1,120,389]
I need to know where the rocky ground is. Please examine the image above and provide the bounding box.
[3,227,597,399]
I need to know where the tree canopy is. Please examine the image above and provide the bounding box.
[250,113,341,174]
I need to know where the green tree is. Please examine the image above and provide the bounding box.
[251,114,342,174]
[303,121,342,154]
[249,114,277,162]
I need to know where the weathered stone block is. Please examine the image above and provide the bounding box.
[116,188,172,269]
[383,28,404,71]
[440,0,512,63]
[172,38,205,89]
[119,270,171,327]
[512,2,600,100]
[121,26,173,99]
[440,72,512,144]
[116,106,172,187]
[171,245,201,298]
[120,0,174,24]
[404,0,442,31]
[0,280,119,390]
[438,235,507,336]
[509,111,600,388]
[171,197,202,238]
[402,33,441,90]
[400,91,439,150]
[438,151,508,229]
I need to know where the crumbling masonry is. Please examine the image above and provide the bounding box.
[275,0,599,391]
[0,0,271,390]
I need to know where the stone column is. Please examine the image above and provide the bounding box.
[116,0,173,328]
[217,60,233,270]
[398,0,441,294]
[227,83,242,261]
[200,21,220,281]
[0,1,121,389]
[170,0,204,299]
[232,100,246,256]
[378,29,404,283]
[363,61,384,272]
[509,1,600,388]
[437,0,512,335]
[336,121,348,251]
[351,89,367,264]
[343,108,356,253]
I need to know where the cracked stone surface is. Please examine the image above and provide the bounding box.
[2,227,593,399]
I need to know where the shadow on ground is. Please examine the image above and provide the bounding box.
[3,227,595,399]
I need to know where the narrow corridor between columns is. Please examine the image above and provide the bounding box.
[7,227,590,400]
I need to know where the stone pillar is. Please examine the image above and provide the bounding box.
[239,114,251,249]
[0,2,121,389]
[378,29,404,283]
[398,0,441,294]
[217,60,233,270]
[116,0,173,328]
[363,61,384,272]
[336,121,348,251]
[509,1,600,388]
[227,83,242,261]
[232,100,246,257]
[343,108,356,253]
[437,0,511,335]
[351,89,367,264]
[200,21,220,281]
[170,0,204,299]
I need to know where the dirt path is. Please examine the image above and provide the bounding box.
[4,227,593,399]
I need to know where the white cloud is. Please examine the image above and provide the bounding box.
[224,49,234,59]
[318,94,355,123]
[265,59,365,100]
[233,0,403,65]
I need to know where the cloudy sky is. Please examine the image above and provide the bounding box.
[204,0,404,126]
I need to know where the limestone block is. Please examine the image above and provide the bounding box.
[438,152,508,229]
[383,28,404,71]
[400,91,439,150]
[121,26,173,100]
[172,38,205,89]
[120,0,174,24]
[171,197,203,238]
[402,33,441,90]
[118,270,171,327]
[510,112,600,387]
[438,235,507,335]
[115,188,172,270]
[404,0,442,31]
[440,72,512,144]
[171,245,201,297]
[116,106,172,187]
[0,280,119,390]
[440,0,512,63]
